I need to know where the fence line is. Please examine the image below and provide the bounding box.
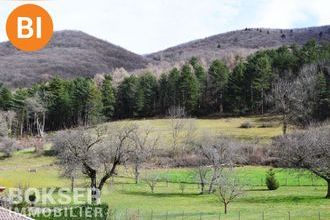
[107,209,330,220]
[113,174,327,188]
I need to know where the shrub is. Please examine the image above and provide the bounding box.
[0,137,16,157]
[28,193,37,205]
[265,169,279,190]
[258,122,274,128]
[143,174,159,193]
[240,121,253,129]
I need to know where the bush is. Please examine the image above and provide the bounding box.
[240,121,253,129]
[28,193,37,205]
[258,122,274,128]
[265,169,279,190]
[0,137,16,157]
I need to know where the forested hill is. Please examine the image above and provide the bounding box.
[0,30,148,88]
[0,26,330,88]
[147,25,330,67]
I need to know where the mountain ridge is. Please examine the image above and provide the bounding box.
[0,25,329,88]
[146,25,330,68]
[0,30,148,88]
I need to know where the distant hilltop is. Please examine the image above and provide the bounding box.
[0,25,329,88]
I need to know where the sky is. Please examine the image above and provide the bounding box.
[0,0,329,54]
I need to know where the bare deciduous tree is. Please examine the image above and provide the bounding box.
[0,112,8,138]
[194,135,246,194]
[25,97,46,138]
[194,166,209,194]
[168,106,186,152]
[129,124,158,184]
[168,106,197,153]
[0,111,16,157]
[272,125,330,198]
[179,182,186,194]
[51,123,137,202]
[0,111,16,137]
[268,65,317,134]
[0,137,16,157]
[215,169,245,214]
[143,172,159,193]
[59,157,81,192]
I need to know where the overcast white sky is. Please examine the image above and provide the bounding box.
[0,0,329,54]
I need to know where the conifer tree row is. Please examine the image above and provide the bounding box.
[0,40,329,135]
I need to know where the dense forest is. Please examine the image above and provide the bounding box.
[0,40,329,136]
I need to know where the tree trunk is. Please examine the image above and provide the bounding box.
[71,176,75,192]
[326,179,330,199]
[261,89,264,115]
[219,93,223,114]
[282,114,287,135]
[224,202,228,214]
[91,176,98,204]
[200,181,205,194]
[134,164,140,184]
[208,167,218,194]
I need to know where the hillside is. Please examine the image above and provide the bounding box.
[147,25,330,68]
[1,26,330,88]
[0,30,148,88]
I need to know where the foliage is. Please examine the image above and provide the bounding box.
[207,60,229,113]
[0,41,328,136]
[265,169,279,190]
[101,75,116,120]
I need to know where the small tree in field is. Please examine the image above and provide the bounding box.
[194,166,209,194]
[215,169,245,214]
[129,125,158,184]
[179,182,186,194]
[194,135,246,194]
[265,169,279,190]
[143,173,159,193]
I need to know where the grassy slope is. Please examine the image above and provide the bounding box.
[109,116,283,144]
[0,117,329,219]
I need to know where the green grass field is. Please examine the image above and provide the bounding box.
[108,116,283,144]
[1,117,329,219]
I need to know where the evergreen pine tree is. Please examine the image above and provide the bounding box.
[0,85,13,111]
[168,68,181,107]
[314,72,329,120]
[208,60,229,113]
[116,76,143,118]
[139,73,158,117]
[252,55,273,114]
[226,62,247,114]
[101,75,116,120]
[179,64,199,114]
[190,57,207,115]
[158,73,169,114]
[266,169,279,190]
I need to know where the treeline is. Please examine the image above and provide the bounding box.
[0,40,329,135]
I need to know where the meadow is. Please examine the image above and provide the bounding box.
[0,117,329,219]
